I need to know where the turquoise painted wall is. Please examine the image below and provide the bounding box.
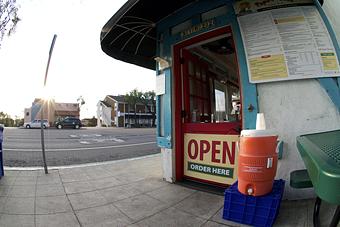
[315,0,340,112]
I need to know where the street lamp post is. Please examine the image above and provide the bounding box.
[40,34,57,174]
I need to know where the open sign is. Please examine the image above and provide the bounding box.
[184,133,239,185]
[187,139,237,165]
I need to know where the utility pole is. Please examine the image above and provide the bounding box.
[124,102,126,127]
[40,34,57,174]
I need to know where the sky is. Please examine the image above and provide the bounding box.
[0,0,155,119]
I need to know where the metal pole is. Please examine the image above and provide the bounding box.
[40,103,48,174]
[44,35,57,87]
[40,34,57,174]
[0,125,4,177]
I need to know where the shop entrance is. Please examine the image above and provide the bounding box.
[174,26,242,187]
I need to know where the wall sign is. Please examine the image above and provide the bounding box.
[238,5,340,83]
[156,73,166,95]
[184,133,239,185]
[180,19,215,38]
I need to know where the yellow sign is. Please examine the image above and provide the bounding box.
[249,54,288,81]
[180,19,215,38]
[184,133,239,185]
[274,16,305,24]
[321,52,339,71]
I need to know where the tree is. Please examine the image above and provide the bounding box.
[14,115,23,126]
[125,89,140,127]
[77,96,85,107]
[0,111,15,127]
[125,89,156,127]
[0,0,20,47]
[140,91,156,127]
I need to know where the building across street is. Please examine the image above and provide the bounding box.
[97,95,155,127]
[24,98,80,126]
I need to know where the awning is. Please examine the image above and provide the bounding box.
[100,0,195,70]
[100,0,325,70]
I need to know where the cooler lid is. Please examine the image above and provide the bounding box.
[241,129,277,137]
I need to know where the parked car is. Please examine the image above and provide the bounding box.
[55,117,82,129]
[24,120,49,129]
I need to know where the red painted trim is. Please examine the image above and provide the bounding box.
[183,122,240,134]
[173,26,242,184]
[174,45,184,181]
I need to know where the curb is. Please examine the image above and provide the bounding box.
[4,153,161,171]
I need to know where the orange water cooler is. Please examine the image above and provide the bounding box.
[237,130,278,196]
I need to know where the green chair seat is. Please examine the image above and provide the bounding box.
[290,169,313,188]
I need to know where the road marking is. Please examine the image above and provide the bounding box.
[4,141,156,152]
[81,137,125,144]
[68,134,125,144]
[79,141,91,144]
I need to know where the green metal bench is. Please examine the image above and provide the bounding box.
[297,130,340,227]
[290,169,313,189]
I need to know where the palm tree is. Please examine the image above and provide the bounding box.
[77,96,85,107]
[140,91,156,127]
[125,89,140,127]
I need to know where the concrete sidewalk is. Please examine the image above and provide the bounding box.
[0,154,337,227]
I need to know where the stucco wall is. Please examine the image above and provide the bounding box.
[257,0,340,200]
[257,79,340,199]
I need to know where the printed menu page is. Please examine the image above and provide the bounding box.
[238,6,340,83]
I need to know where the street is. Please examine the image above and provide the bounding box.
[2,127,159,167]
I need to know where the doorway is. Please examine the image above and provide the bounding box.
[174,26,242,187]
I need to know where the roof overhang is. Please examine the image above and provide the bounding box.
[100,0,195,70]
[100,0,325,70]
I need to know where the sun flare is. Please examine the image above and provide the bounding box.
[40,86,56,102]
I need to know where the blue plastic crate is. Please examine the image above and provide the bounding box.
[223,180,285,227]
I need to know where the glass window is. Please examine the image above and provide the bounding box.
[202,69,206,81]
[189,78,195,96]
[185,34,240,124]
[215,87,226,122]
[188,60,194,76]
[195,65,200,79]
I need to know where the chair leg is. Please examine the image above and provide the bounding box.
[330,205,340,227]
[313,197,321,227]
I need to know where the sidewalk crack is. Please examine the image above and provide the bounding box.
[58,170,83,227]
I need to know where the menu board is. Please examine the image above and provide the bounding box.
[234,0,314,16]
[238,6,340,83]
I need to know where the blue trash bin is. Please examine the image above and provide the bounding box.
[0,124,4,177]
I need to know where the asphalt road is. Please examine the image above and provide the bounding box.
[2,127,159,167]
